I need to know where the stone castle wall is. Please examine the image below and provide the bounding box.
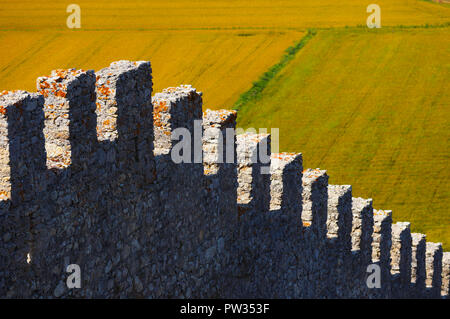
[0,60,448,298]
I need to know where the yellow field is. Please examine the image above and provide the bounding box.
[0,30,302,108]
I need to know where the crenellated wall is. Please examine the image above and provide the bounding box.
[0,60,448,299]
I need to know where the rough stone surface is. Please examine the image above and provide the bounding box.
[351,197,374,298]
[442,252,450,299]
[371,209,393,298]
[0,60,448,299]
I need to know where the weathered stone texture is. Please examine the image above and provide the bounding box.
[266,153,303,298]
[301,169,328,297]
[0,60,448,299]
[411,233,426,298]
[351,197,374,298]
[442,252,450,299]
[327,185,352,297]
[0,91,45,297]
[371,209,392,298]
[390,222,412,298]
[425,242,443,299]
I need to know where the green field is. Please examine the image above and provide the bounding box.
[236,26,450,249]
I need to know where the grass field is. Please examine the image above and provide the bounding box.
[237,27,450,248]
[0,1,449,248]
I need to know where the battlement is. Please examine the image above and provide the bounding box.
[0,60,448,299]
